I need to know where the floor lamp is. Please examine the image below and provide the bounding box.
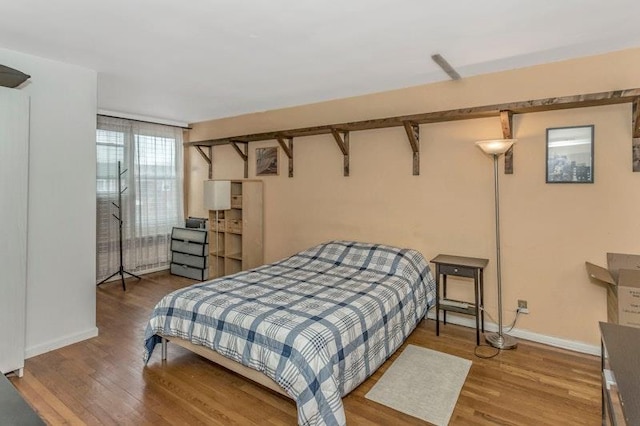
[203,180,231,277]
[475,139,518,350]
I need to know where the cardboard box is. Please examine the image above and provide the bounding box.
[586,253,640,328]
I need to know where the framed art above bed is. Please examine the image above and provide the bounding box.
[144,240,436,426]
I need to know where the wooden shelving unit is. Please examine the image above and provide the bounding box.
[208,180,263,279]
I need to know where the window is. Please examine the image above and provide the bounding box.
[96,129,124,194]
[96,116,184,281]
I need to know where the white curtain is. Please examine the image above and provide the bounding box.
[96,115,184,282]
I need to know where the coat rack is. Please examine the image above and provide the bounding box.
[97,161,141,291]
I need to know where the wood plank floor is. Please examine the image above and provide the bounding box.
[9,271,602,425]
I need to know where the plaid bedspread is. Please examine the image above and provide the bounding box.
[144,241,435,426]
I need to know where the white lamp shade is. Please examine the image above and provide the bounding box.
[475,139,516,155]
[203,180,231,210]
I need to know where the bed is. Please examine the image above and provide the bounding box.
[144,240,436,426]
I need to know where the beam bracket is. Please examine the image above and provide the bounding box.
[331,129,350,176]
[500,110,514,174]
[276,136,294,177]
[632,98,640,138]
[633,99,640,172]
[403,121,420,175]
[195,145,213,179]
[230,141,249,178]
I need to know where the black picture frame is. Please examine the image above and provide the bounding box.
[546,125,594,183]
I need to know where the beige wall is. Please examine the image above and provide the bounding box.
[187,47,640,346]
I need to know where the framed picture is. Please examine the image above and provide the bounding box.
[546,125,594,183]
[256,147,278,176]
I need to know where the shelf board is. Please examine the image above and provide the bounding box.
[210,251,225,257]
[439,299,476,315]
[187,88,640,147]
[226,252,243,261]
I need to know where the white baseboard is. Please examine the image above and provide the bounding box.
[25,327,99,359]
[426,311,600,356]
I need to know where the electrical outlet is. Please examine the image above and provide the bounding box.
[517,299,529,314]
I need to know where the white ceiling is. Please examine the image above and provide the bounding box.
[1,0,640,124]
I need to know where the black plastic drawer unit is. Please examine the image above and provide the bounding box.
[170,263,209,281]
[170,227,209,281]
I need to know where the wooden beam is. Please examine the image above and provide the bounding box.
[501,110,514,174]
[276,136,294,178]
[185,88,640,148]
[230,141,249,178]
[331,129,349,176]
[403,121,420,176]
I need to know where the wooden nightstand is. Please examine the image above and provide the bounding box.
[431,254,489,345]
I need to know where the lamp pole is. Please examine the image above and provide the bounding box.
[475,139,517,350]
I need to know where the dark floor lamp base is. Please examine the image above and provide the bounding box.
[485,332,518,350]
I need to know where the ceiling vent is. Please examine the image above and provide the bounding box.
[431,54,461,80]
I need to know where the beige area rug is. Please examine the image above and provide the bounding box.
[365,345,471,426]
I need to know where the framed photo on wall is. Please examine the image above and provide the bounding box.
[546,125,594,183]
[256,147,278,176]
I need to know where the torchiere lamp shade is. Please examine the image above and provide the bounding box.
[203,180,231,211]
[475,139,516,155]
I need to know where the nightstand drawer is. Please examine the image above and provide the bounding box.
[439,264,476,278]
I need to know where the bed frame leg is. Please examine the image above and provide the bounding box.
[161,337,167,360]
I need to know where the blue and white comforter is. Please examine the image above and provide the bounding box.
[144,241,435,426]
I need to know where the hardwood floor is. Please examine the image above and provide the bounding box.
[9,271,602,425]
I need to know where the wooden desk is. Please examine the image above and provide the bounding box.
[431,254,488,345]
[600,322,640,425]
[0,374,44,425]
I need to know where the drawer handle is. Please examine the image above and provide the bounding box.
[454,268,458,273]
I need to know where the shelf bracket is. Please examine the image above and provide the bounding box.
[331,129,350,176]
[195,145,213,179]
[500,110,514,174]
[633,98,640,137]
[403,121,420,176]
[276,135,294,177]
[230,141,249,178]
[633,99,640,172]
